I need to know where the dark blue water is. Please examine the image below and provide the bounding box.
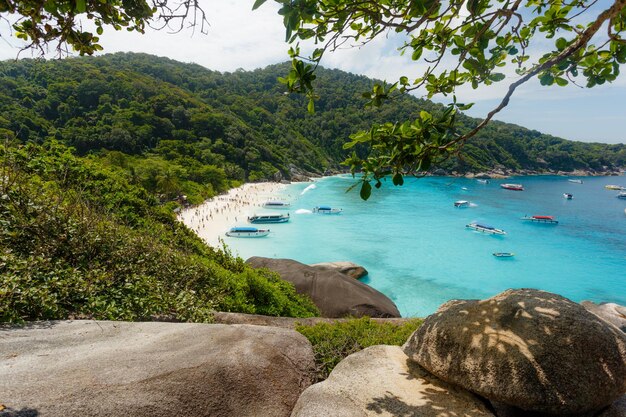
[228,175,626,317]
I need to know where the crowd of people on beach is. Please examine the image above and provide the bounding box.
[177,183,289,245]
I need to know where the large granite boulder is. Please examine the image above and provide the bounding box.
[246,257,400,318]
[582,301,626,332]
[0,320,315,417]
[291,345,494,417]
[309,261,368,279]
[404,289,626,416]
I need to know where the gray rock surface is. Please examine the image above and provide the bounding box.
[0,320,315,417]
[309,261,368,279]
[246,257,400,318]
[582,301,626,332]
[291,345,494,417]
[404,289,626,416]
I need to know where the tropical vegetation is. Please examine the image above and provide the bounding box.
[0,53,624,323]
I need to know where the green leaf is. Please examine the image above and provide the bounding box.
[75,0,86,13]
[252,0,268,10]
[307,98,315,113]
[555,37,568,51]
[360,181,372,200]
[392,173,404,186]
[554,77,568,86]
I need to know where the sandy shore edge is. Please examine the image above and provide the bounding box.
[177,182,291,247]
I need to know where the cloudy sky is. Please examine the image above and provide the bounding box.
[1,0,624,144]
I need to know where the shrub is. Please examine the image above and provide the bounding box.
[295,317,423,381]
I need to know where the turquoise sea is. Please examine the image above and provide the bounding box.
[226,175,626,317]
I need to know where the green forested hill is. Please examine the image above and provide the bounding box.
[1,53,624,206]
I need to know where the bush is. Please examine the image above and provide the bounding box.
[295,317,423,381]
[0,142,319,323]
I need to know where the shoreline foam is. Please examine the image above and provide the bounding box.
[177,182,291,247]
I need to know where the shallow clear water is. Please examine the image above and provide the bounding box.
[225,175,626,317]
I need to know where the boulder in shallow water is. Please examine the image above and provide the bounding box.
[246,257,400,318]
[0,320,315,417]
[291,345,494,417]
[404,289,626,416]
[309,261,368,279]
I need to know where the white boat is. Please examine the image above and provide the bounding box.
[501,183,524,191]
[605,185,625,190]
[248,213,290,223]
[563,193,573,200]
[466,223,506,235]
[225,227,270,237]
[476,179,489,184]
[617,192,626,199]
[521,215,559,225]
[313,206,342,214]
[568,179,583,184]
[262,201,291,209]
[493,252,515,258]
[454,200,470,208]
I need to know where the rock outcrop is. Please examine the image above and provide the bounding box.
[582,301,626,332]
[291,345,495,417]
[404,289,626,416]
[246,257,400,318]
[309,261,368,279]
[0,320,315,417]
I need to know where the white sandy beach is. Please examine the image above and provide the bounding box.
[177,182,291,247]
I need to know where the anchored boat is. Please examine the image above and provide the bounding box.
[568,179,583,184]
[248,213,290,224]
[466,223,506,235]
[617,192,626,199]
[605,185,625,190]
[454,200,470,208]
[493,252,515,258]
[312,206,343,214]
[262,201,291,209]
[476,179,490,184]
[225,227,270,237]
[501,183,524,191]
[563,193,573,199]
[521,215,559,224]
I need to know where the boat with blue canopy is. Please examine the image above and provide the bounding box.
[248,213,290,224]
[313,206,342,214]
[262,201,291,209]
[225,227,270,237]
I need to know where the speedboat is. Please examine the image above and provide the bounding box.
[568,179,583,184]
[454,200,470,208]
[476,179,489,184]
[248,213,290,224]
[563,193,573,199]
[313,206,342,214]
[501,183,524,191]
[617,192,626,199]
[493,252,515,258]
[521,215,559,224]
[605,185,625,190]
[466,223,506,235]
[225,227,270,237]
[262,201,291,209]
